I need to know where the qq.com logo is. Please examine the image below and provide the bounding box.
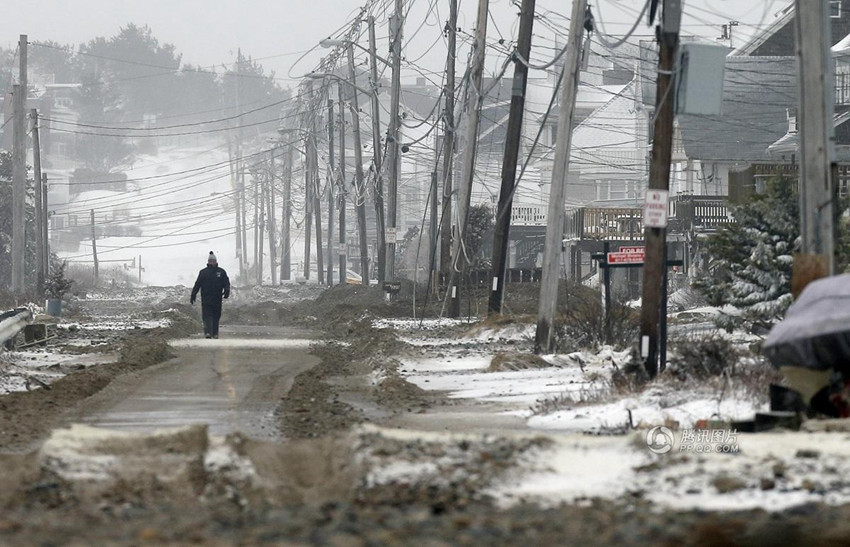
[646,426,674,454]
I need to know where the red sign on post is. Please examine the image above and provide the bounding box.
[607,247,645,264]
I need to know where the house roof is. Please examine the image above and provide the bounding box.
[677,56,796,163]
[768,110,850,162]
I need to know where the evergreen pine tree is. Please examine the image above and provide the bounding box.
[694,176,799,332]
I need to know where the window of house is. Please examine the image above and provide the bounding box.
[831,1,841,18]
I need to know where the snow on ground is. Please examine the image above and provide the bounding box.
[490,430,850,512]
[0,348,115,395]
[61,319,171,331]
[526,385,765,432]
[401,353,610,406]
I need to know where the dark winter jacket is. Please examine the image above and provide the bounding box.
[191,265,230,306]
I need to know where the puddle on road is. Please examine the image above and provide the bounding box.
[170,338,315,349]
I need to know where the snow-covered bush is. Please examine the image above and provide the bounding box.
[693,176,798,333]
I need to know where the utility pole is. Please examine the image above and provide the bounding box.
[534,0,588,353]
[440,0,458,292]
[90,209,99,285]
[31,109,45,293]
[447,0,490,318]
[258,169,265,285]
[327,98,335,286]
[347,44,371,284]
[281,132,294,281]
[236,49,249,280]
[254,171,261,283]
[367,16,388,284]
[11,34,27,294]
[304,133,314,280]
[138,255,143,283]
[338,83,348,284]
[267,150,278,285]
[430,169,439,292]
[42,174,49,277]
[313,135,324,286]
[794,0,836,283]
[386,0,404,283]
[639,0,682,377]
[229,139,246,281]
[489,0,536,315]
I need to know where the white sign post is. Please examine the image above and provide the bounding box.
[644,190,669,228]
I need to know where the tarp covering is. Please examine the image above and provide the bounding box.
[764,274,850,370]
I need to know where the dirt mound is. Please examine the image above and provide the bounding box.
[488,352,550,372]
[372,359,428,410]
[0,326,192,453]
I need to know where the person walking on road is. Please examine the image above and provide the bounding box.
[191,251,230,339]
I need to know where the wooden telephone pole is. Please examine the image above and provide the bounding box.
[367,16,387,284]
[31,109,46,292]
[281,132,294,282]
[447,0,490,318]
[639,0,681,377]
[90,209,99,285]
[11,35,27,294]
[794,0,837,285]
[347,45,371,284]
[386,0,404,283]
[440,0,458,292]
[338,84,348,284]
[327,98,335,286]
[488,0,536,315]
[267,150,278,285]
[534,0,588,353]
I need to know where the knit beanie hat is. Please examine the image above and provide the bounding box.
[208,251,217,264]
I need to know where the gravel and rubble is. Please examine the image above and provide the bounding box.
[4,283,850,543]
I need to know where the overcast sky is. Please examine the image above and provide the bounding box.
[1,0,787,89]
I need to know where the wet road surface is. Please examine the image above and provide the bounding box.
[79,325,319,440]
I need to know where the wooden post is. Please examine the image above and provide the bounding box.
[257,169,265,285]
[42,174,49,277]
[31,109,45,293]
[327,98,335,286]
[304,135,313,280]
[267,150,278,285]
[447,0,490,318]
[488,0,536,315]
[346,45,371,284]
[639,0,681,377]
[440,0,458,293]
[338,83,348,285]
[386,0,404,283]
[534,0,588,353]
[794,0,836,283]
[90,209,99,285]
[313,137,325,285]
[367,16,387,284]
[281,135,293,282]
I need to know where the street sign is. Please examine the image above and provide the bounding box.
[644,190,669,228]
[607,249,645,264]
[385,227,397,241]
